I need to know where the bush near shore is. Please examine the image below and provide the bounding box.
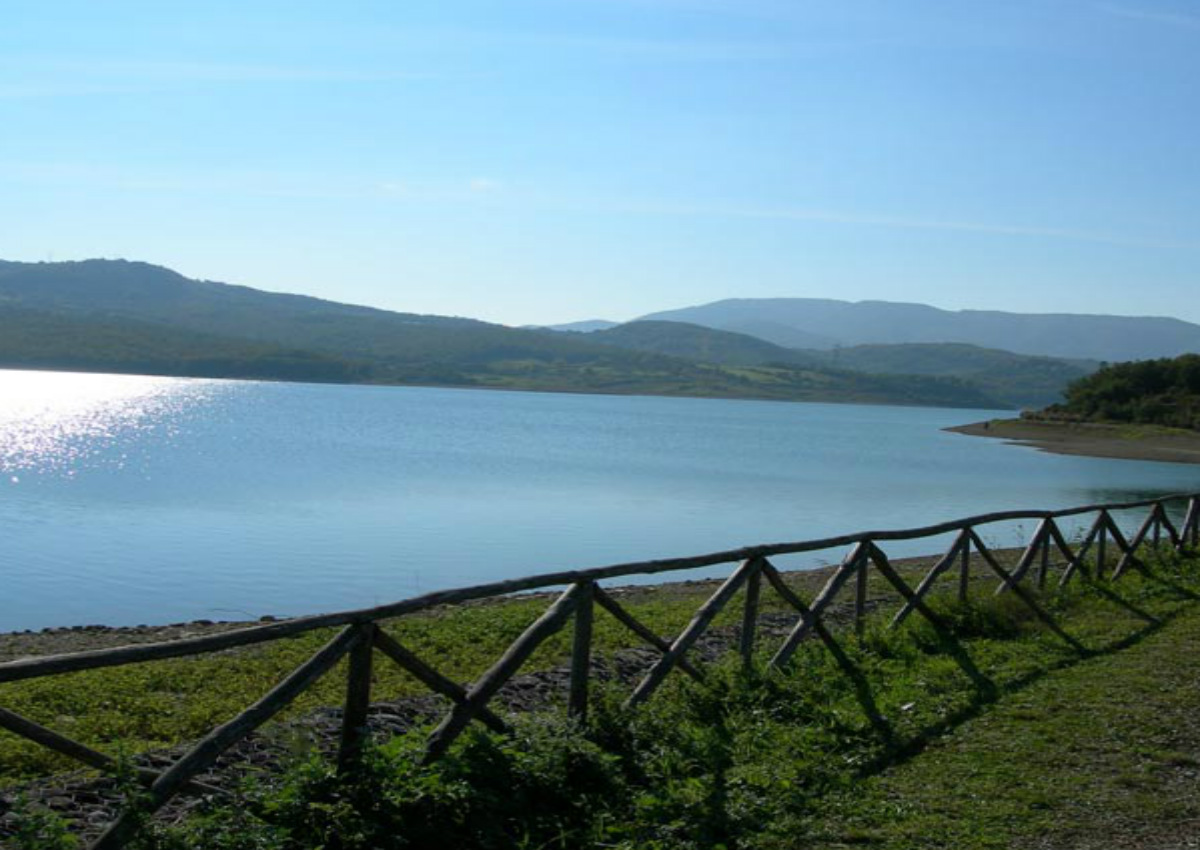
[1030,353,1200,430]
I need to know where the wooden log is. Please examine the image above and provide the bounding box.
[1194,499,1200,548]
[855,548,870,638]
[0,708,224,798]
[867,544,950,634]
[424,584,582,762]
[338,623,376,772]
[1050,516,1095,588]
[6,493,1198,686]
[1112,510,1155,580]
[1100,513,1145,581]
[968,530,1085,652]
[371,629,507,733]
[892,532,967,628]
[593,588,704,683]
[769,543,865,670]
[995,520,1049,595]
[1096,512,1109,579]
[1155,502,1182,549]
[569,581,595,720]
[626,558,757,708]
[740,560,763,670]
[959,533,971,603]
[1037,524,1052,590]
[1056,513,1099,588]
[1182,498,1200,551]
[761,561,872,663]
[1191,498,1200,548]
[92,625,363,850]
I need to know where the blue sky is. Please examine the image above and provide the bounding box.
[2,0,1197,326]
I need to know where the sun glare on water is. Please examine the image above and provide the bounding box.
[0,369,218,478]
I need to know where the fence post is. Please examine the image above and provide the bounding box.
[959,530,971,602]
[338,623,377,772]
[855,543,870,637]
[740,558,763,670]
[1096,513,1108,579]
[1037,531,1051,590]
[569,581,595,721]
[1191,498,1200,549]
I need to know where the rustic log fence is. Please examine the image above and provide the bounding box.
[2,492,1199,848]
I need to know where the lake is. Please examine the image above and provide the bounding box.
[2,369,1197,632]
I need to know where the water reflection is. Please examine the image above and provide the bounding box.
[0,369,220,477]
[1,370,1197,630]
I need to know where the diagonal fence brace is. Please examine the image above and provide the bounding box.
[593,587,705,683]
[968,530,1085,653]
[92,624,366,850]
[891,531,968,629]
[626,557,758,708]
[423,583,583,762]
[769,543,866,669]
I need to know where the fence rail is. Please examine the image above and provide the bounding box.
[2,492,1199,849]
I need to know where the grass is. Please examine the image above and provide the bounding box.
[804,589,1200,848]
[0,576,796,782]
[6,548,1200,848]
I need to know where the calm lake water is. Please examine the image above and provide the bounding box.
[2,369,1198,631]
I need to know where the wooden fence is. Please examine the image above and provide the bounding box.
[2,492,1199,848]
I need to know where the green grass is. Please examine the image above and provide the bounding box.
[0,578,781,781]
[804,589,1200,848]
[7,550,1200,849]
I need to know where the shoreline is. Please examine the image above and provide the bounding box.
[947,418,1200,465]
[0,554,967,662]
[0,363,1001,413]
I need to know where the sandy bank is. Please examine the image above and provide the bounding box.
[947,418,1200,465]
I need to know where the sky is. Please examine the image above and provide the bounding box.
[1,0,1198,327]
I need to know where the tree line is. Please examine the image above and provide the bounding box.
[1034,354,1200,430]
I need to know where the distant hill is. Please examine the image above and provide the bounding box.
[536,319,619,333]
[589,321,1092,408]
[589,321,820,367]
[0,259,1003,409]
[823,343,1096,408]
[639,298,1200,362]
[0,305,373,382]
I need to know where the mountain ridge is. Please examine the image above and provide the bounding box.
[638,297,1200,361]
[0,259,1007,409]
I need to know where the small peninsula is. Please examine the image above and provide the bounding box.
[949,354,1200,464]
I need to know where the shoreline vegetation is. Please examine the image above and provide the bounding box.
[946,418,1200,465]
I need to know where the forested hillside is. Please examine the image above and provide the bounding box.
[0,259,1004,408]
[585,322,1091,407]
[1034,354,1200,429]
